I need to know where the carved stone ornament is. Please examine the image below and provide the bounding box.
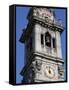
[33,7,54,20]
[36,60,42,71]
[31,60,42,72]
[58,64,64,77]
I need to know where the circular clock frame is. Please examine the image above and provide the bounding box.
[44,66,55,79]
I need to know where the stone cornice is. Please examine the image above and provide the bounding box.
[32,16,64,32]
[32,51,64,63]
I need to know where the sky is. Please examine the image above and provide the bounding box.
[16,6,67,84]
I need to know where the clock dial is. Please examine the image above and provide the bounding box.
[44,66,55,79]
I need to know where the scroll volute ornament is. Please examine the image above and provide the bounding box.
[36,60,42,71]
[31,60,42,72]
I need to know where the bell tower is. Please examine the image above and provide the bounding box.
[20,7,64,83]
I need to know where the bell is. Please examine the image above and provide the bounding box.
[46,36,50,43]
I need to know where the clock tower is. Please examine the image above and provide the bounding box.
[20,7,64,83]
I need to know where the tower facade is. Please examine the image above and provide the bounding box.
[20,7,64,83]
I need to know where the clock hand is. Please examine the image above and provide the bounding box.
[49,66,51,74]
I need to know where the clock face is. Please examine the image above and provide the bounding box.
[44,65,55,79]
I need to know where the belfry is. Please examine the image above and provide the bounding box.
[20,7,64,83]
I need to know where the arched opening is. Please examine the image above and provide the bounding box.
[45,32,51,47]
[41,34,44,45]
[52,38,56,48]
